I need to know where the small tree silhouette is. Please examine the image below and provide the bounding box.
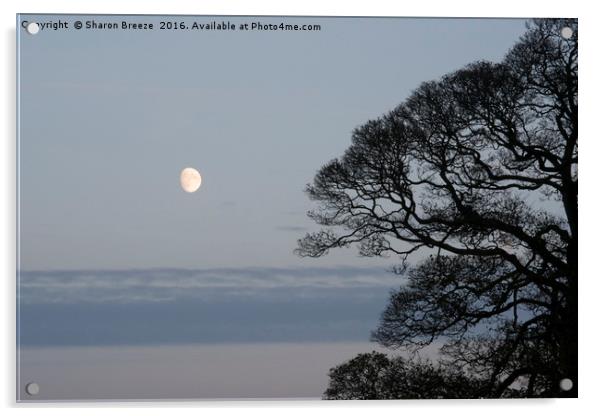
[324,352,481,400]
[297,19,577,398]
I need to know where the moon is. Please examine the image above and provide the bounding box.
[180,167,202,193]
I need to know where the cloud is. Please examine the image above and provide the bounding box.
[18,266,400,305]
[17,266,401,346]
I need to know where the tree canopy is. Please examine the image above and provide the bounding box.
[297,19,577,398]
[324,352,482,400]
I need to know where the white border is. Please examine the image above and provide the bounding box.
[3,1,601,414]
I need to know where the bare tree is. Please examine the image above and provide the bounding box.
[297,19,577,398]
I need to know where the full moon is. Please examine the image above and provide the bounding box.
[180,167,202,193]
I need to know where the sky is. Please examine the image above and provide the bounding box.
[17,14,528,400]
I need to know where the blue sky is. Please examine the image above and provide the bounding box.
[17,14,528,400]
[18,15,528,271]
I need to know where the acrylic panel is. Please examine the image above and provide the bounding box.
[16,14,578,401]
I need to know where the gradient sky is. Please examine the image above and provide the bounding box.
[19,15,528,270]
[17,14,529,400]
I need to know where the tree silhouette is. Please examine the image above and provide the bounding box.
[324,352,481,400]
[297,19,577,398]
